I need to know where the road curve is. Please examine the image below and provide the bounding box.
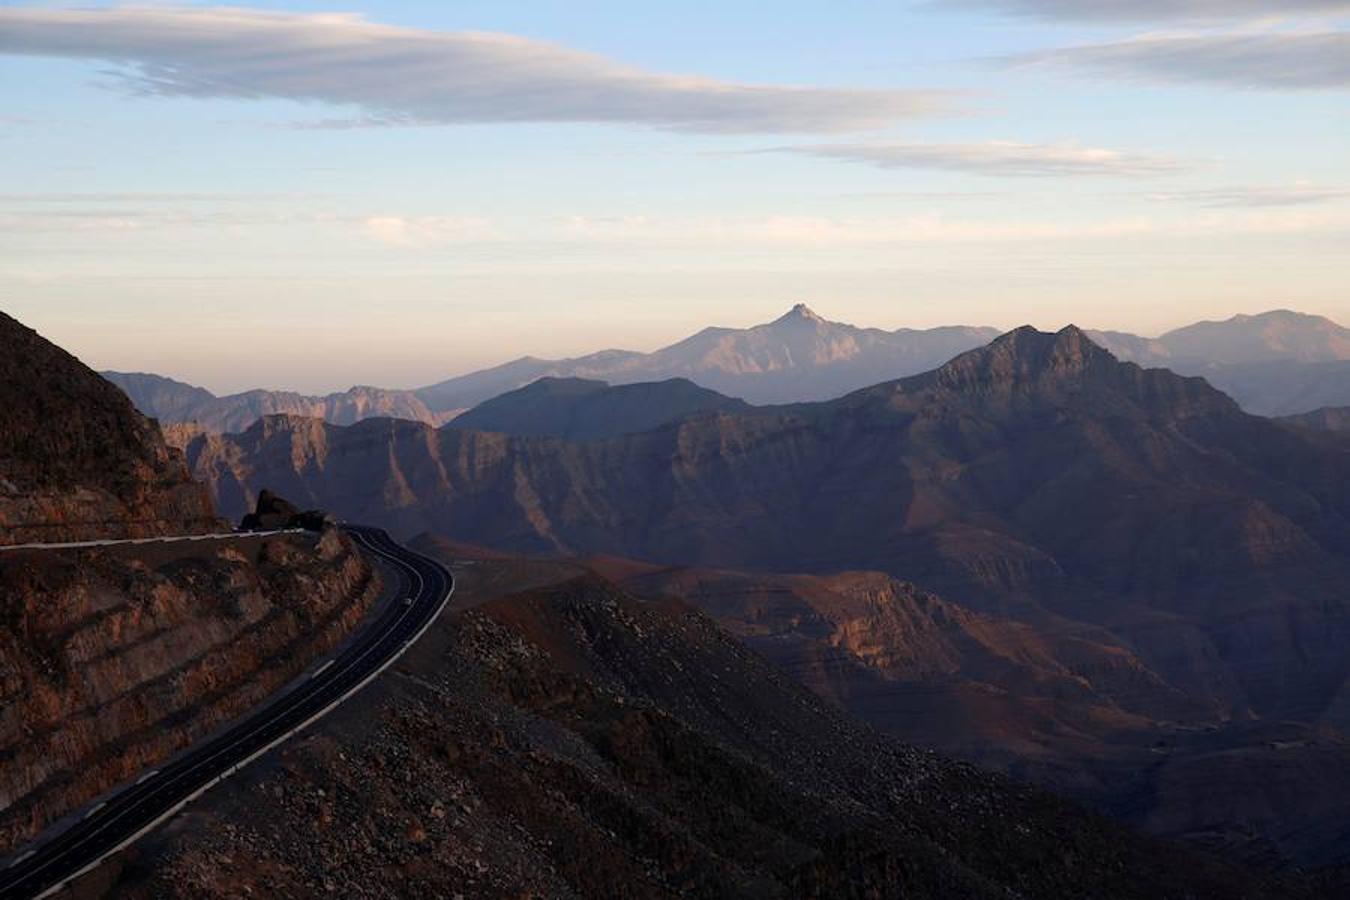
[0,525,453,900]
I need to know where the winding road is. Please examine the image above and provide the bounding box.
[0,525,454,900]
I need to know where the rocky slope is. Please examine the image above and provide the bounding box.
[179,325,1350,871]
[0,530,382,853]
[99,568,1299,899]
[593,559,1350,870]
[451,376,751,439]
[0,313,221,545]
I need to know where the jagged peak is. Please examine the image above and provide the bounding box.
[935,324,1120,388]
[771,303,827,326]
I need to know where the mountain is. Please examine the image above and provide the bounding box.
[182,326,1350,720]
[1157,309,1350,365]
[415,304,1001,410]
[451,376,751,439]
[1089,310,1350,415]
[1090,310,1350,368]
[600,560,1350,871]
[178,326,1350,868]
[1283,406,1350,432]
[102,371,450,434]
[0,313,221,544]
[0,312,382,854]
[104,567,1298,898]
[109,308,1350,430]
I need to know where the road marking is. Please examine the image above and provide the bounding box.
[82,802,107,821]
[7,851,36,870]
[5,527,454,900]
[309,660,335,679]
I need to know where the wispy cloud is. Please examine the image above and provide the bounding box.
[769,141,1197,177]
[0,6,950,134]
[1014,31,1350,90]
[1143,184,1350,207]
[939,1,1350,21]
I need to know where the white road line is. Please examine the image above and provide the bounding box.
[9,529,453,900]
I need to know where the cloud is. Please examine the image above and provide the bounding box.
[1014,31,1350,90]
[938,1,1350,21]
[0,6,949,134]
[534,210,1350,247]
[770,141,1196,177]
[1143,185,1350,208]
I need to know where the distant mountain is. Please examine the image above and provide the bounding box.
[102,371,449,433]
[1282,406,1350,432]
[110,307,1350,430]
[451,376,751,439]
[0,314,219,544]
[1089,310,1350,415]
[416,304,1002,410]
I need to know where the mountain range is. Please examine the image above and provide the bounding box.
[175,323,1350,869]
[106,306,1350,436]
[4,309,1310,896]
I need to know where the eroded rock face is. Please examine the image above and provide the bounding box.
[0,530,381,853]
[0,313,221,544]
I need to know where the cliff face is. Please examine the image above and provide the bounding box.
[0,530,381,852]
[0,313,221,544]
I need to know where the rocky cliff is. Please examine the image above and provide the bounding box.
[0,530,381,853]
[0,313,221,544]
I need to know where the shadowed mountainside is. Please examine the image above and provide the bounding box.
[1281,405,1350,432]
[102,570,1301,899]
[450,376,751,439]
[0,313,221,544]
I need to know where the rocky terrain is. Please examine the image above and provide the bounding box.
[177,325,1350,872]
[96,566,1301,899]
[451,376,751,440]
[589,559,1350,871]
[0,313,221,545]
[0,529,381,853]
[0,312,385,859]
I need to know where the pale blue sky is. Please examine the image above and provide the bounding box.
[2,1,1347,393]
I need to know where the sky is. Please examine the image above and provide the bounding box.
[1,1,1348,394]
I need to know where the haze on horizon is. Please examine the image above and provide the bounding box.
[1,0,1347,394]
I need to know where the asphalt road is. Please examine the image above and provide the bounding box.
[0,525,454,900]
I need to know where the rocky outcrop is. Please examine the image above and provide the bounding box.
[0,529,381,852]
[0,313,221,544]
